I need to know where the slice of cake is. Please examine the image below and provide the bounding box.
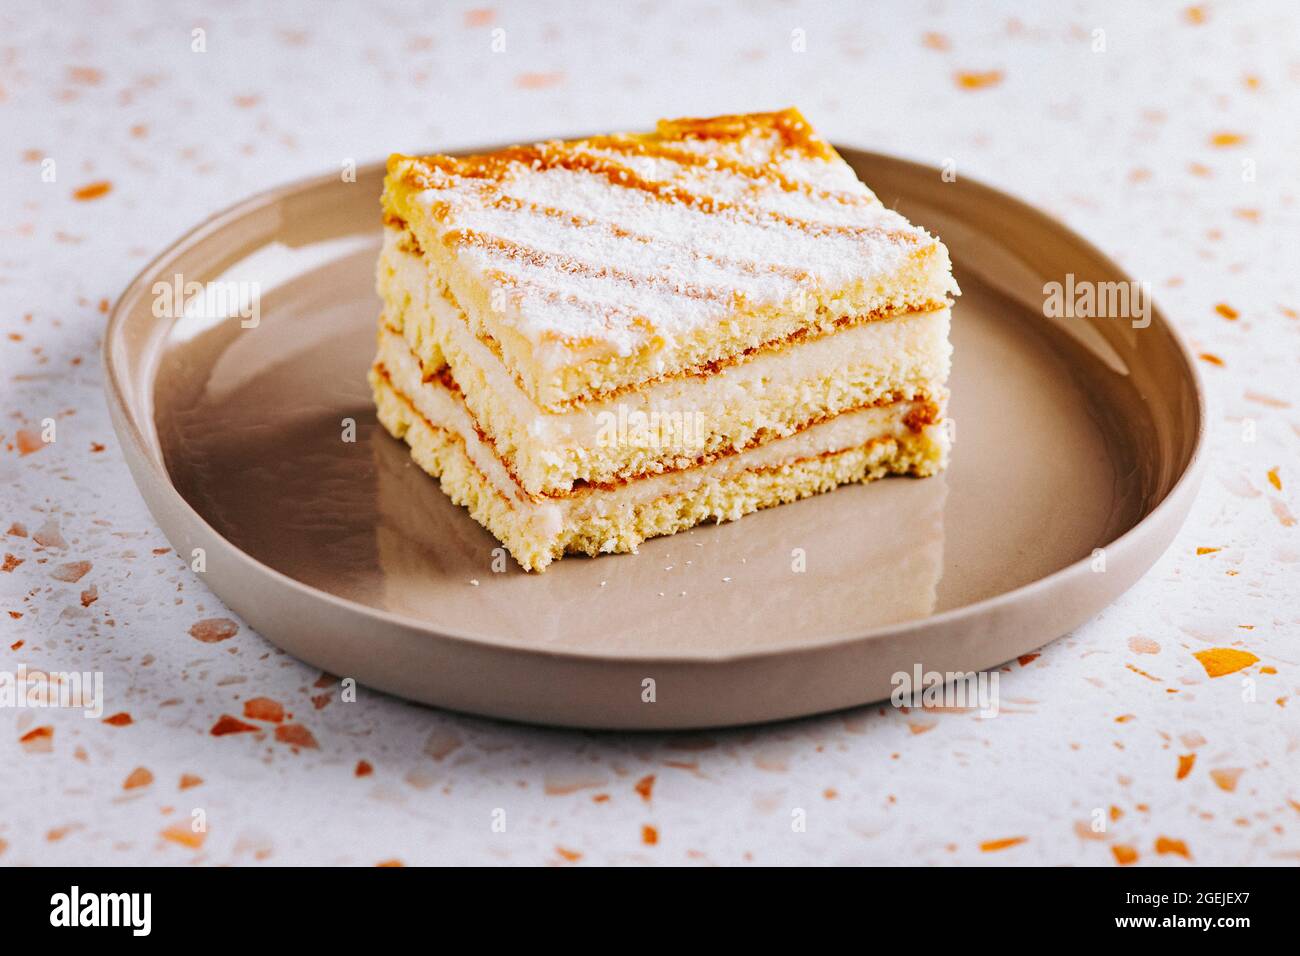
[371,108,958,571]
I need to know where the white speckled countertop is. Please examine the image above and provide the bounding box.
[1,0,1297,866]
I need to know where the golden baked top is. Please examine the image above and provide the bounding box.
[381,108,957,406]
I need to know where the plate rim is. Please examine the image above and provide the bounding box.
[103,148,1207,666]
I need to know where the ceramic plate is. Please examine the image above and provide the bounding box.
[104,146,1204,729]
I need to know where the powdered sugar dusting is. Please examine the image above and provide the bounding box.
[395,110,949,355]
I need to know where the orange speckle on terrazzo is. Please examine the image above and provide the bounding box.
[20,725,53,753]
[1155,836,1190,859]
[67,66,103,85]
[980,836,1026,852]
[464,8,495,27]
[1210,768,1243,792]
[102,712,132,726]
[515,72,564,90]
[1112,844,1139,865]
[1214,303,1239,320]
[210,714,258,736]
[1115,714,1135,723]
[1194,647,1259,678]
[123,767,153,790]
[35,525,71,566]
[1,554,23,573]
[1197,352,1224,367]
[1129,635,1160,654]
[1196,546,1221,556]
[47,824,83,842]
[1074,820,1104,841]
[1018,653,1039,666]
[274,723,318,749]
[1209,132,1246,148]
[423,729,462,761]
[160,824,205,849]
[556,846,582,862]
[1184,5,1207,24]
[921,32,950,51]
[189,616,238,643]
[72,181,112,201]
[179,773,203,789]
[634,774,655,802]
[51,560,91,583]
[243,697,284,723]
[1176,753,1195,780]
[1267,468,1282,491]
[642,825,658,846]
[355,760,373,777]
[955,70,1003,90]
[375,859,403,867]
[16,429,44,455]
[1244,390,1290,409]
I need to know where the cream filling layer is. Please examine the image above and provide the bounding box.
[377,330,946,538]
[383,230,951,440]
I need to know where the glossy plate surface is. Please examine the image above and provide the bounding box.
[104,147,1204,728]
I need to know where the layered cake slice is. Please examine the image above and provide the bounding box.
[371,109,958,571]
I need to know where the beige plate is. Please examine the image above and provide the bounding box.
[104,147,1205,729]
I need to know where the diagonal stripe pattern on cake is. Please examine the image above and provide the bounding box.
[370,109,959,571]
